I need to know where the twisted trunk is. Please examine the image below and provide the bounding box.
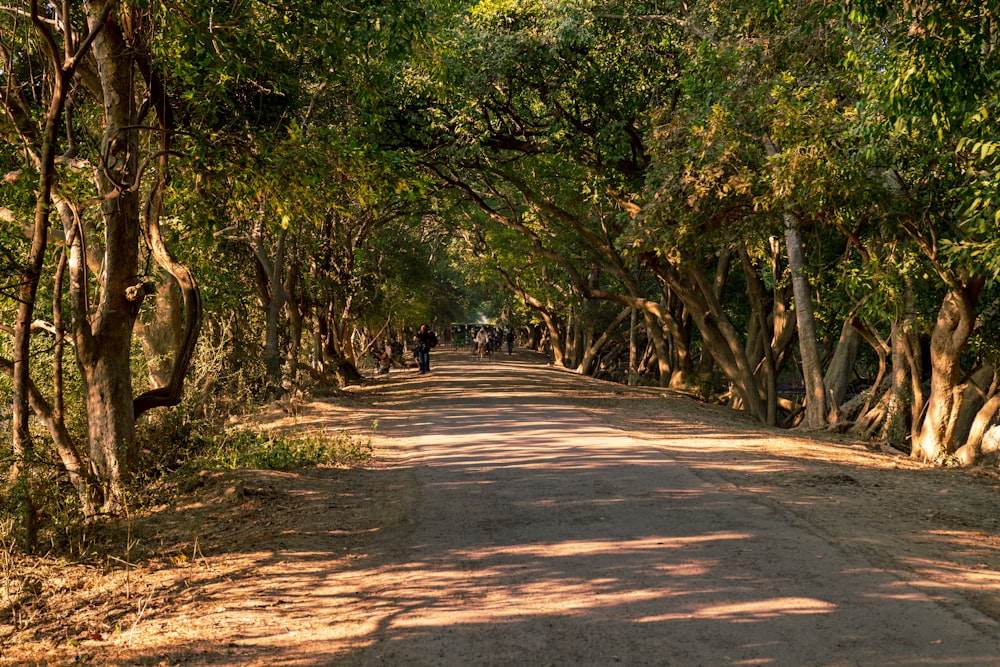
[913,282,984,461]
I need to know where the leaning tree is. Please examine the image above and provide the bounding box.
[1,1,203,538]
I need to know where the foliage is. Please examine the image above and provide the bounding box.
[848,0,1000,282]
[184,425,375,472]
[7,0,1000,555]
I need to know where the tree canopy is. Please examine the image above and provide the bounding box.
[2,0,1000,543]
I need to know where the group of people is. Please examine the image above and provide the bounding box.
[472,326,515,359]
[371,323,517,376]
[448,324,516,355]
[371,336,406,375]
[371,324,438,375]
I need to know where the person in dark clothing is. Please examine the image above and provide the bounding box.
[388,337,406,368]
[413,324,437,373]
[505,329,515,354]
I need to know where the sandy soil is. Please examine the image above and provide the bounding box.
[4,348,1000,665]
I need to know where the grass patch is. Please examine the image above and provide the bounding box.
[192,424,376,471]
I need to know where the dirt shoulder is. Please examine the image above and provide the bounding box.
[3,349,1000,665]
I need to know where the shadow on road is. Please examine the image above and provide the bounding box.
[108,350,1000,666]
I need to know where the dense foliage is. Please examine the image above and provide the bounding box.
[2,0,999,545]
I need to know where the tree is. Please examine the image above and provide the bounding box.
[849,0,1000,461]
[0,1,205,525]
[401,0,690,384]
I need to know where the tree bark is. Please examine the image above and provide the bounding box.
[577,306,631,376]
[135,276,185,389]
[956,391,1000,466]
[254,222,289,386]
[643,254,767,422]
[824,319,862,414]
[913,282,983,461]
[4,1,118,532]
[284,244,304,384]
[782,207,829,428]
[739,248,778,425]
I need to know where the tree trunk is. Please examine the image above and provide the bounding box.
[695,249,732,378]
[644,255,767,422]
[255,224,289,385]
[577,306,630,376]
[956,392,1000,466]
[739,248,778,425]
[285,263,304,384]
[952,365,996,455]
[526,325,543,350]
[877,318,917,447]
[70,13,147,511]
[824,319,862,415]
[321,329,365,385]
[135,277,184,389]
[542,310,569,367]
[782,212,829,428]
[628,307,638,386]
[6,0,87,547]
[664,291,693,388]
[913,283,983,461]
[763,136,829,427]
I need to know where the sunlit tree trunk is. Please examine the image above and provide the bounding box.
[913,282,983,461]
[73,13,145,509]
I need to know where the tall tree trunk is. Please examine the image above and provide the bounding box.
[695,249,731,378]
[640,309,671,387]
[782,209,829,428]
[739,248,778,426]
[628,307,639,386]
[662,290,693,388]
[254,224,289,386]
[7,0,86,547]
[73,13,145,511]
[763,136,829,428]
[285,251,304,384]
[542,310,569,368]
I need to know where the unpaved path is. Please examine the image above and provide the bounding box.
[6,349,1000,666]
[323,352,1000,666]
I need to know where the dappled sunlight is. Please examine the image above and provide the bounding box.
[637,596,838,622]
[450,533,753,559]
[899,556,1000,591]
[74,351,1000,667]
[318,355,1000,663]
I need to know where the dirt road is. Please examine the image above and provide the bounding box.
[7,349,1000,666]
[321,352,1000,666]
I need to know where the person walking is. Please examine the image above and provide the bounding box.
[474,327,490,361]
[414,324,437,374]
[505,329,515,354]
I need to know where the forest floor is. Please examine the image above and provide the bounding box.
[4,348,1000,665]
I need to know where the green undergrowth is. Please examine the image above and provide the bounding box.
[189,424,376,471]
[139,404,377,478]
